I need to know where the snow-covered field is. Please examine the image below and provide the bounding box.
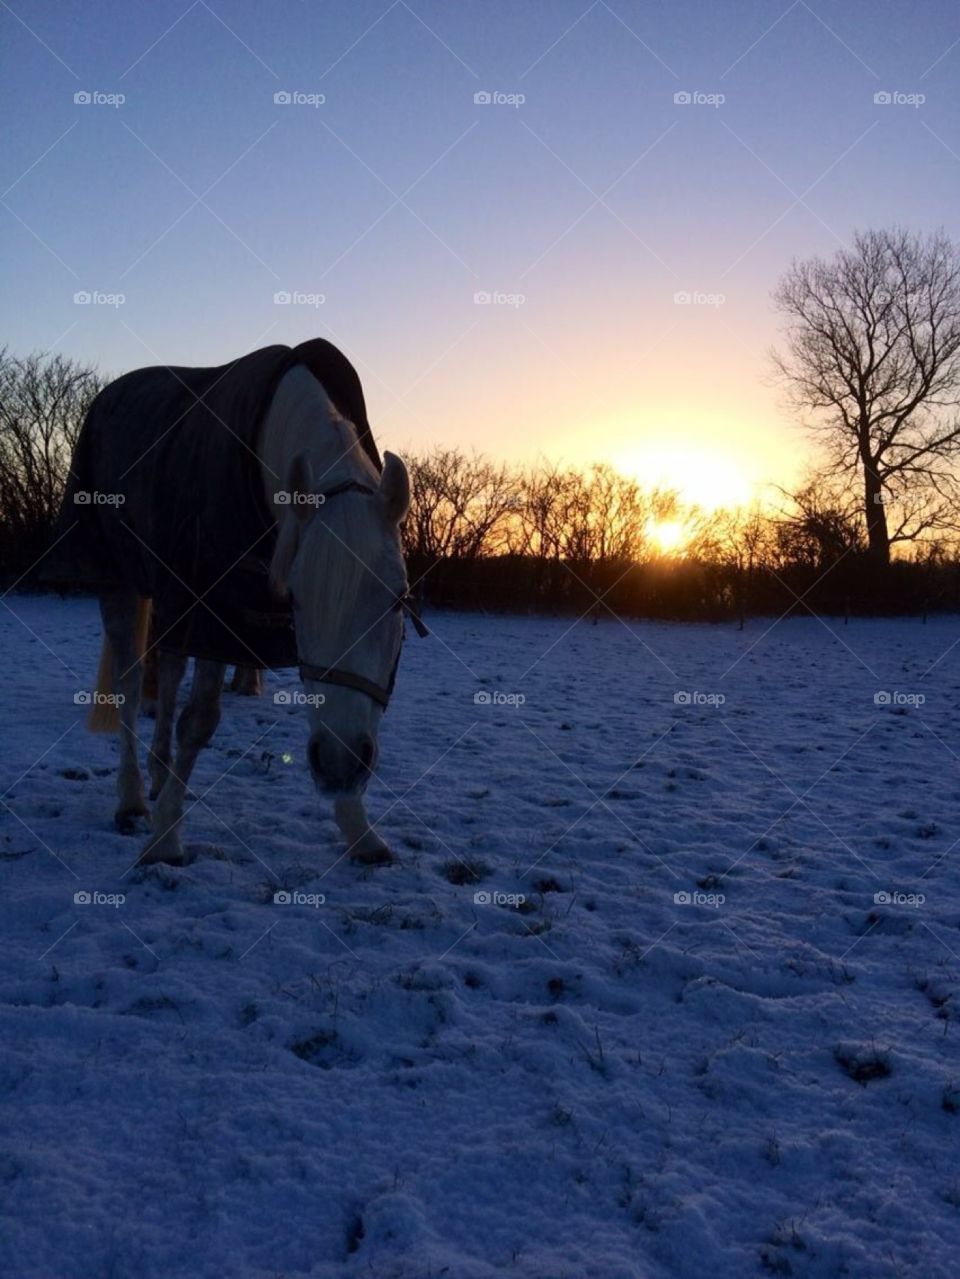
[1,593,959,1278]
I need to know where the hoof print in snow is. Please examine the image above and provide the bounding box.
[834,1044,892,1085]
[238,1003,259,1028]
[291,1030,359,1071]
[532,876,565,893]
[520,916,551,935]
[59,767,89,781]
[124,994,180,1021]
[442,859,489,885]
[345,1213,364,1255]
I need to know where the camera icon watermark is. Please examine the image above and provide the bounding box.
[73,291,125,308]
[873,890,925,907]
[473,90,525,108]
[274,90,325,107]
[74,90,125,108]
[673,290,725,307]
[74,690,125,706]
[273,690,325,707]
[74,489,125,505]
[273,889,326,907]
[674,690,725,706]
[673,90,724,108]
[674,889,725,908]
[273,489,326,507]
[74,889,125,907]
[473,689,526,706]
[273,290,325,307]
[873,90,924,108]
[473,290,525,308]
[874,690,925,707]
[473,889,526,908]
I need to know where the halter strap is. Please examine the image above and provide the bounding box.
[317,479,377,502]
[299,662,392,708]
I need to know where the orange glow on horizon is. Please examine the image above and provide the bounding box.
[612,441,756,513]
[646,519,687,554]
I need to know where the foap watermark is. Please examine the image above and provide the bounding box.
[874,890,926,908]
[274,290,325,307]
[674,690,725,707]
[274,90,325,107]
[474,90,525,108]
[674,889,725,908]
[474,290,525,308]
[674,290,725,307]
[274,690,326,707]
[674,90,725,108]
[274,489,326,507]
[474,690,525,707]
[74,890,125,907]
[874,90,925,108]
[74,90,125,108]
[74,290,125,308]
[874,690,925,707]
[74,489,125,506]
[474,889,526,908]
[274,889,326,907]
[74,690,125,706]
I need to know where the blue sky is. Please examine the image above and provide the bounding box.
[2,0,959,504]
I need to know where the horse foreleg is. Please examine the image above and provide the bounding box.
[334,796,393,866]
[148,651,187,801]
[140,658,225,865]
[228,665,263,696]
[99,592,149,834]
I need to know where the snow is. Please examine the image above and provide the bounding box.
[1,592,959,1278]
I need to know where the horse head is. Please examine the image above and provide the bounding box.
[271,449,411,797]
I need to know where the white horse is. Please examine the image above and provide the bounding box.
[94,365,411,866]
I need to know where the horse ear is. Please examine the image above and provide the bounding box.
[270,453,313,592]
[379,451,410,524]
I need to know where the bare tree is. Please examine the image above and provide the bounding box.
[773,477,864,571]
[403,447,520,566]
[0,349,106,576]
[773,228,960,564]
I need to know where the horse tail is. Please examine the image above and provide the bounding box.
[88,598,152,732]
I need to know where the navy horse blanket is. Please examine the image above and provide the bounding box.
[54,339,381,668]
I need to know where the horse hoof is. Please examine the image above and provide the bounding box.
[115,807,150,836]
[137,839,188,867]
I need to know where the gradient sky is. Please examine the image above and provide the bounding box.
[3,0,959,508]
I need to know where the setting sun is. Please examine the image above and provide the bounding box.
[613,443,755,513]
[646,519,687,554]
